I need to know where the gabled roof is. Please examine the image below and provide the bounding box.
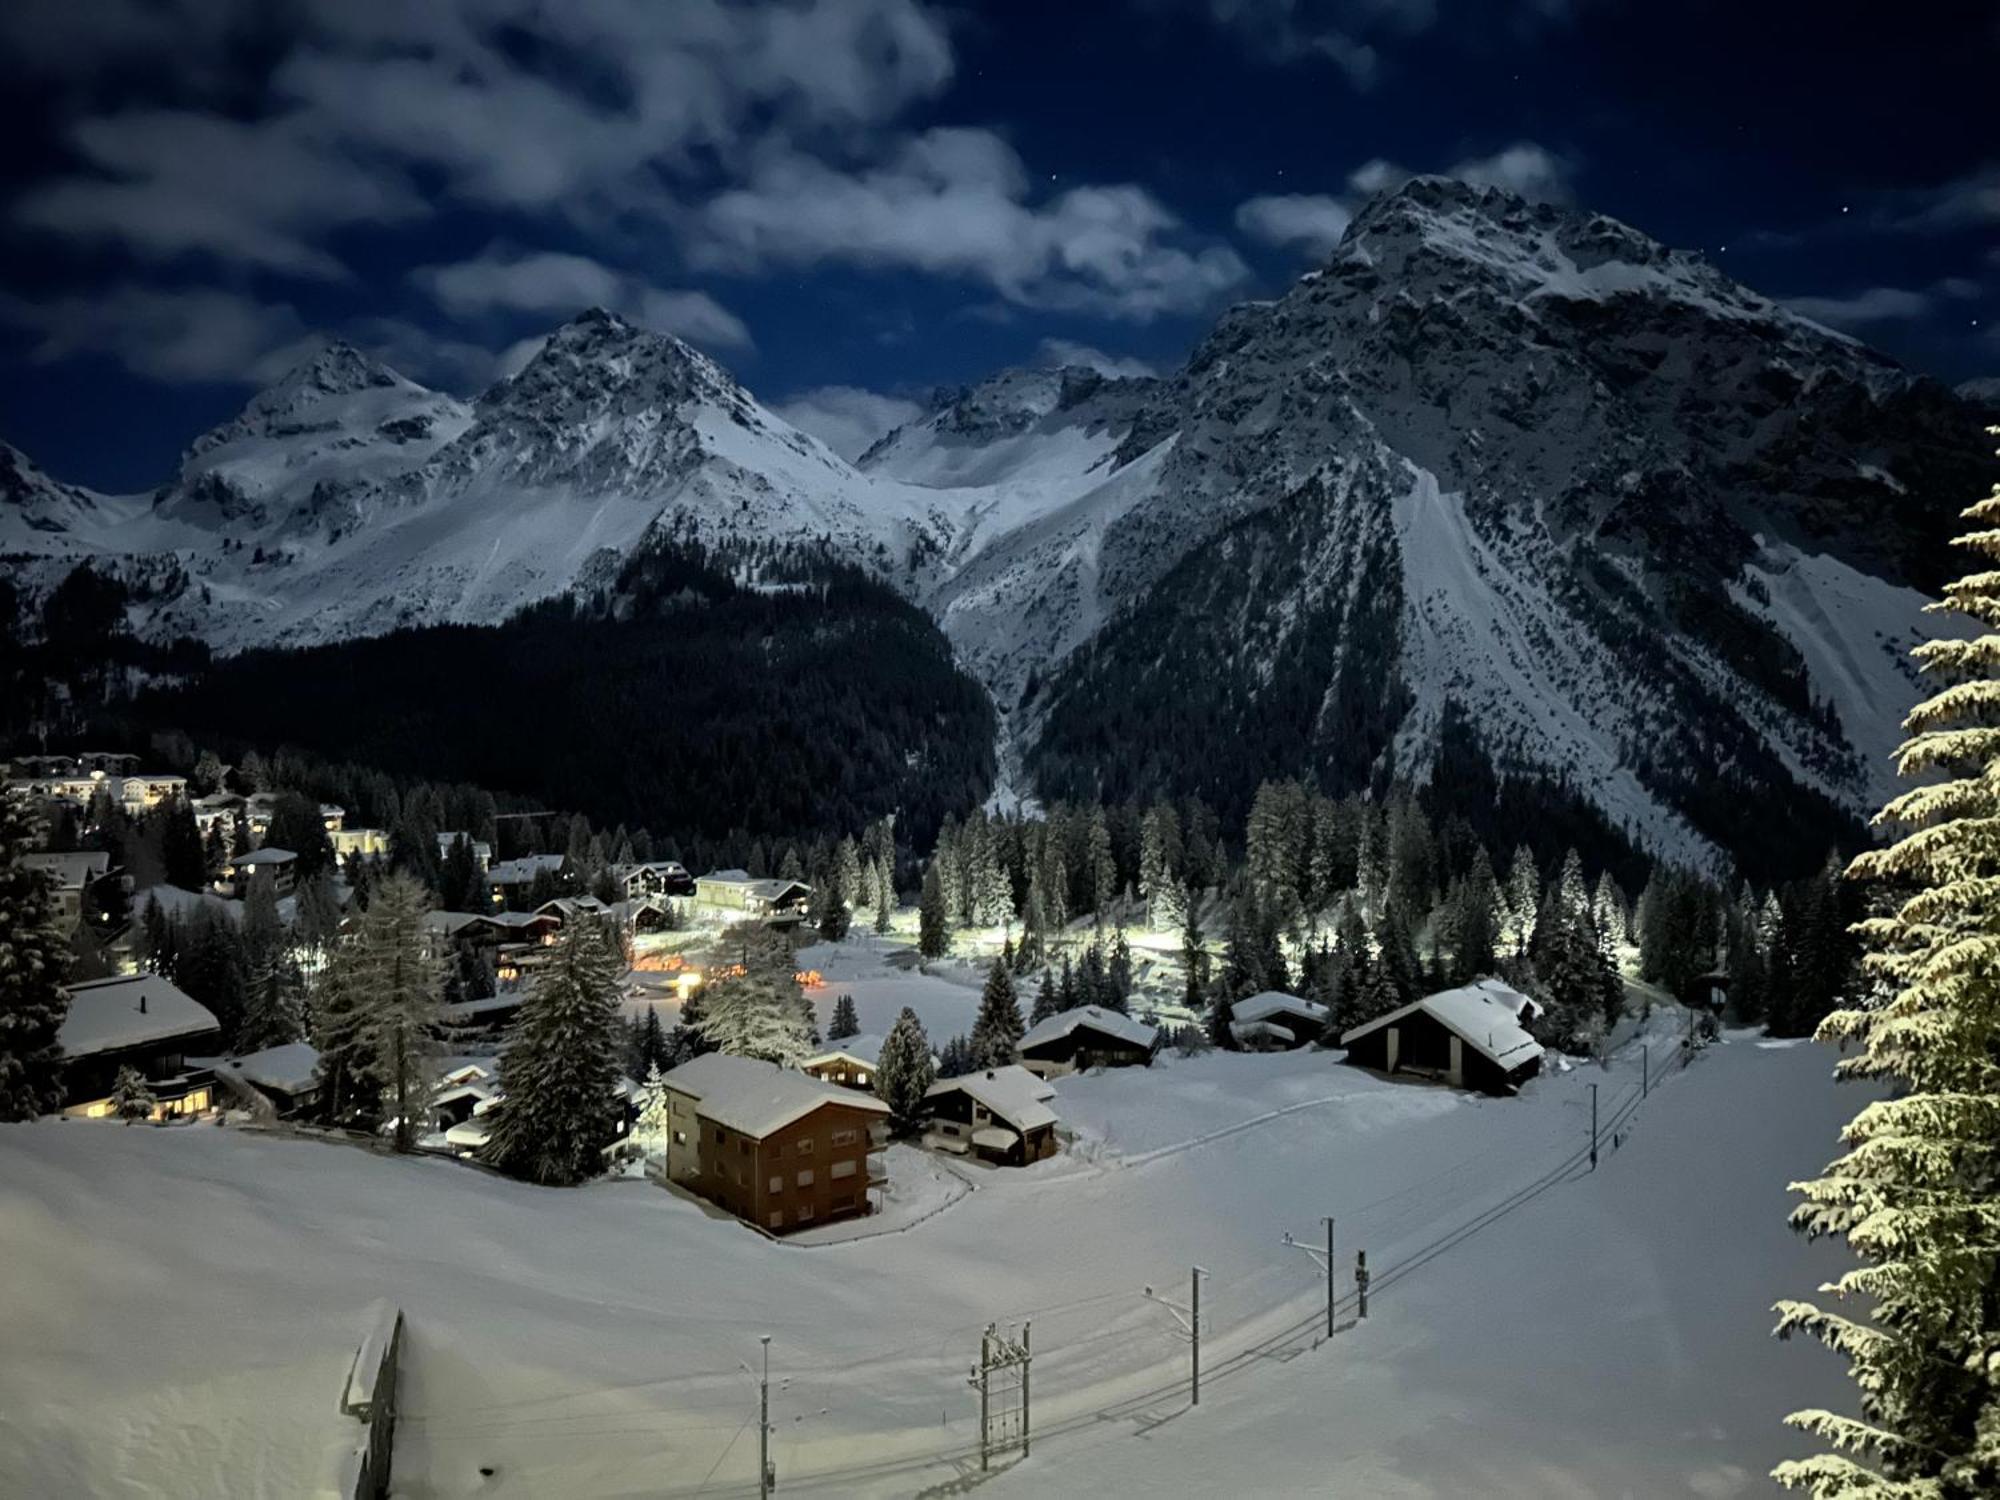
[663,1053,887,1139]
[1232,991,1329,1026]
[804,1034,886,1069]
[926,1065,1058,1133]
[424,911,488,937]
[232,847,296,868]
[1339,978,1544,1072]
[21,850,114,889]
[487,854,566,885]
[198,1041,321,1096]
[59,974,220,1058]
[1018,1005,1157,1055]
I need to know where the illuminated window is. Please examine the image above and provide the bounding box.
[797,1138,814,1155]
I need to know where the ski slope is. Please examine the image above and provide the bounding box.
[0,1018,1865,1497]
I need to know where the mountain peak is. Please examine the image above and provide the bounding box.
[269,338,407,400]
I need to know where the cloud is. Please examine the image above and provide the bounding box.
[1234,194,1354,258]
[1036,338,1160,379]
[1238,141,1575,262]
[412,245,753,351]
[1887,163,2000,233]
[1185,1,1577,89]
[693,128,1249,321]
[6,0,958,267]
[1782,276,1984,332]
[1346,142,1575,205]
[772,385,926,460]
[0,284,314,385]
[14,109,424,277]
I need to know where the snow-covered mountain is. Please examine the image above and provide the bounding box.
[4,178,1993,867]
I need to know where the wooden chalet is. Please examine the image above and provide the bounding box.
[1016,1005,1157,1078]
[1340,978,1545,1095]
[1228,991,1329,1051]
[660,1054,890,1233]
[923,1066,1059,1167]
[57,974,221,1120]
[801,1035,888,1091]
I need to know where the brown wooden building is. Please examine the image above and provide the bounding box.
[661,1054,890,1232]
[923,1065,1060,1167]
[1340,979,1546,1095]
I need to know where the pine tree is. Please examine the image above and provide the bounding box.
[1180,897,1210,1010]
[1031,969,1061,1024]
[311,931,374,1124]
[697,963,814,1065]
[1088,808,1117,918]
[635,1004,671,1073]
[873,861,895,934]
[482,921,627,1185]
[918,862,950,959]
[160,796,206,891]
[1106,930,1135,1014]
[635,1062,671,1153]
[1772,442,2000,1496]
[875,1007,936,1133]
[818,859,851,942]
[810,993,851,1041]
[238,876,302,1051]
[0,804,76,1120]
[970,960,1024,1069]
[937,1032,973,1079]
[353,873,444,1152]
[110,1065,156,1122]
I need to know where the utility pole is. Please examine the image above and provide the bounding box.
[1589,1082,1599,1171]
[1281,1217,1336,1338]
[1642,1042,1649,1099]
[1355,1250,1369,1319]
[977,1325,991,1472]
[1021,1321,1032,1459]
[1191,1265,1203,1406]
[758,1335,772,1500]
[1142,1268,1207,1408]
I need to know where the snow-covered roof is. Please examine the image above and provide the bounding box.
[484,911,549,930]
[971,1126,1017,1151]
[21,850,113,888]
[1232,991,1329,1027]
[1018,1005,1157,1054]
[424,911,487,936]
[536,896,610,919]
[926,1065,1058,1133]
[58,975,220,1058]
[805,1034,886,1069]
[232,847,296,867]
[198,1041,322,1096]
[137,883,243,925]
[663,1053,887,1138]
[444,1120,492,1149]
[1340,978,1545,1072]
[487,854,566,885]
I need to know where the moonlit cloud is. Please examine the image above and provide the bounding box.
[1781,277,1982,333]
[772,385,927,460]
[1238,142,1575,262]
[0,285,315,385]
[413,246,753,351]
[1234,194,1354,258]
[693,128,1249,322]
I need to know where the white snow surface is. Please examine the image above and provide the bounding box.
[1018,1004,1158,1053]
[1734,542,1968,809]
[1,1014,1868,1497]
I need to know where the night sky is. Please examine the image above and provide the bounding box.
[1,0,1994,492]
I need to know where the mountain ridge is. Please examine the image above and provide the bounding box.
[4,178,1995,873]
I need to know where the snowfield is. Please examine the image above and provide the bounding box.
[0,1019,1863,1498]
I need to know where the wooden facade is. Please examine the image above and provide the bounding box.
[665,1087,888,1232]
[1017,1019,1154,1078]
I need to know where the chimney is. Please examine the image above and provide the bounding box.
[139,990,148,1014]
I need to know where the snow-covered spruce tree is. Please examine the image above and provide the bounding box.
[353,873,444,1152]
[1772,438,2000,1497]
[483,922,627,1186]
[875,1006,936,1134]
[111,1065,156,1122]
[970,960,1024,1069]
[0,792,70,1120]
[696,967,814,1065]
[635,1063,671,1152]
